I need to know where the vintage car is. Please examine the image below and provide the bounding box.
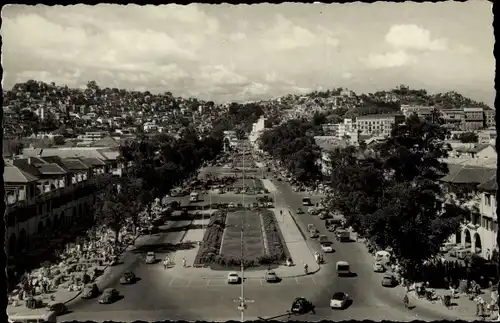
[81,283,99,299]
[265,270,279,283]
[98,288,120,304]
[119,271,136,284]
[291,297,314,314]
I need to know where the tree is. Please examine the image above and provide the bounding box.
[39,112,60,133]
[18,109,40,137]
[96,177,137,253]
[260,119,322,184]
[456,132,478,143]
[4,139,24,156]
[326,115,473,282]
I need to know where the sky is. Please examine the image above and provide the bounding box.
[1,2,495,106]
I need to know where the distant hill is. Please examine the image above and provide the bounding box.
[259,85,492,124]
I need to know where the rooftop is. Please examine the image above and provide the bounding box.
[4,164,39,183]
[356,113,404,120]
[440,164,496,184]
[477,177,497,192]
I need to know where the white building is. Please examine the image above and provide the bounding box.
[441,164,497,260]
[143,122,158,132]
[249,116,267,149]
[478,128,497,144]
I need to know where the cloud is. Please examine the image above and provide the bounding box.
[385,24,447,51]
[366,50,416,69]
[229,32,247,42]
[342,72,353,79]
[262,14,338,51]
[1,4,493,106]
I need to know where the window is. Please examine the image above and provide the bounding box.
[486,194,492,206]
[493,221,498,232]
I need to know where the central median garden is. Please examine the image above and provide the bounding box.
[193,208,291,270]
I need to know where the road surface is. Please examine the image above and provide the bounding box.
[62,163,455,321]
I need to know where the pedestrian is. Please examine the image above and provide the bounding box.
[480,297,486,317]
[403,293,409,309]
[182,257,187,268]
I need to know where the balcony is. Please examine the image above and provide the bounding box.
[7,173,113,212]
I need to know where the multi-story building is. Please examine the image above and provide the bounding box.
[441,109,465,130]
[321,123,339,136]
[463,107,484,131]
[314,136,349,175]
[484,109,496,128]
[440,164,497,260]
[400,105,434,120]
[249,116,267,151]
[4,155,114,257]
[355,114,405,137]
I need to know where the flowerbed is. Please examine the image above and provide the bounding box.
[261,209,291,264]
[193,210,227,266]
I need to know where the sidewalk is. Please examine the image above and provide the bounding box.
[402,285,498,321]
[165,207,320,279]
[7,217,177,317]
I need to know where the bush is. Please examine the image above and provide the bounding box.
[193,211,227,266]
[260,210,290,263]
[257,255,272,265]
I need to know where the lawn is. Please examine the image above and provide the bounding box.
[232,178,264,190]
[220,210,265,261]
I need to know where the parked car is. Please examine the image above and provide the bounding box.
[81,283,99,299]
[265,270,279,283]
[227,272,240,284]
[120,271,136,284]
[373,262,385,273]
[321,242,334,253]
[46,302,67,315]
[330,292,349,309]
[381,274,398,287]
[148,225,160,234]
[145,252,156,264]
[297,208,304,214]
[98,288,120,304]
[318,235,329,244]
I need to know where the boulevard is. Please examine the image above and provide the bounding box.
[61,159,456,322]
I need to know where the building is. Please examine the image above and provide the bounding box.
[321,123,339,136]
[143,122,158,133]
[77,131,107,145]
[249,116,267,150]
[463,107,484,131]
[400,105,434,120]
[478,129,497,144]
[355,114,405,137]
[22,146,122,177]
[336,118,356,140]
[4,156,113,257]
[484,109,496,128]
[448,144,496,160]
[440,165,497,259]
[441,109,465,130]
[314,136,349,175]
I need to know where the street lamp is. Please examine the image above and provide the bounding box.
[231,143,254,322]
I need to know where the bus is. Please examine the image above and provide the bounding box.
[189,191,199,202]
[9,311,57,323]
